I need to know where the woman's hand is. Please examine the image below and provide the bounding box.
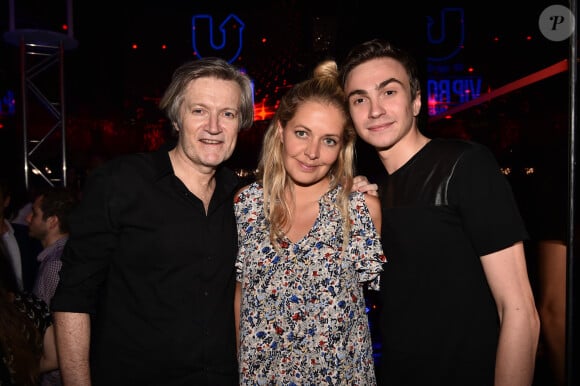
[352,175,378,197]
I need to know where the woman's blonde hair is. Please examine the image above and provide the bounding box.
[257,60,356,249]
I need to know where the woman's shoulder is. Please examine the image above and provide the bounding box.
[348,190,379,211]
[234,181,263,202]
[362,193,381,218]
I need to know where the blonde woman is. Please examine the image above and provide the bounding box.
[234,61,386,385]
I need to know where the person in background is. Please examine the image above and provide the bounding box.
[0,177,42,292]
[29,187,78,305]
[234,61,386,384]
[51,57,256,386]
[339,38,540,386]
[27,186,78,386]
[536,239,566,386]
[527,136,569,386]
[0,241,58,386]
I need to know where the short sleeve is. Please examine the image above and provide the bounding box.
[347,192,386,290]
[450,144,528,256]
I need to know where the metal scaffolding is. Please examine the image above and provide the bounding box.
[3,0,77,189]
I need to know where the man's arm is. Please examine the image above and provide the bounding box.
[480,241,540,386]
[54,311,92,386]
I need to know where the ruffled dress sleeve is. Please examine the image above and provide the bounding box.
[347,191,386,290]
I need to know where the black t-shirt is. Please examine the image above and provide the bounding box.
[377,138,528,386]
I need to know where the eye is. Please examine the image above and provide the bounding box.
[295,130,307,138]
[223,110,238,119]
[351,96,365,106]
[323,137,338,146]
[191,108,205,115]
[384,89,396,96]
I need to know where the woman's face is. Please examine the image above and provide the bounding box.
[279,100,345,188]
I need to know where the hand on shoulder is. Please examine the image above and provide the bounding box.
[352,175,378,197]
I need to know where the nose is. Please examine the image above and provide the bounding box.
[207,113,222,134]
[369,99,386,119]
[304,140,319,160]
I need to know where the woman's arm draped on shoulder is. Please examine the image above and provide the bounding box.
[353,175,378,197]
[480,242,540,386]
[53,311,92,386]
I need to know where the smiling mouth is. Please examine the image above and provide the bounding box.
[368,124,390,131]
[299,161,318,169]
[200,139,222,144]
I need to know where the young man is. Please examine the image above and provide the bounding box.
[28,187,78,305]
[339,39,540,386]
[51,57,255,386]
[27,186,78,386]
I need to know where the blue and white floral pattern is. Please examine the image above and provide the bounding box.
[235,182,386,385]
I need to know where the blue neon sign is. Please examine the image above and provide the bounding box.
[191,14,245,63]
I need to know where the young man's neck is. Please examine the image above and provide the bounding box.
[378,130,430,174]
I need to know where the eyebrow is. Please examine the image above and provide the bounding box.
[346,77,404,99]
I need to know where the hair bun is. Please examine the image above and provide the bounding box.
[313,60,339,80]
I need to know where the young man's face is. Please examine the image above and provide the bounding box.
[26,195,49,242]
[343,57,421,151]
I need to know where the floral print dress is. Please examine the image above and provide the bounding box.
[235,183,386,385]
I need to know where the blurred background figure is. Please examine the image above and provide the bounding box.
[536,240,566,386]
[526,135,569,386]
[0,177,42,292]
[0,239,58,386]
[27,186,78,386]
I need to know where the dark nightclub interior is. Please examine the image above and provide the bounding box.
[0,1,578,385]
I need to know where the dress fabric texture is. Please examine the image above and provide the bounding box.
[235,183,385,385]
[377,138,529,386]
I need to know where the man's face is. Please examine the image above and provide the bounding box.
[26,195,49,242]
[344,57,421,151]
[176,77,242,169]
